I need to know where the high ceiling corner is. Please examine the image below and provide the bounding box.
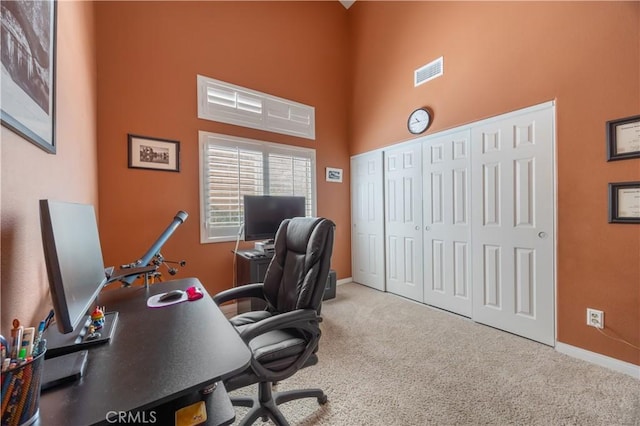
[339,0,356,10]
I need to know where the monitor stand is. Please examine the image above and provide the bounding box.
[44,311,118,359]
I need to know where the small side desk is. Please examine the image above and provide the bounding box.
[234,250,337,314]
[37,278,251,425]
[234,250,273,313]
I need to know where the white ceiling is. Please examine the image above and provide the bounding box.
[339,0,356,9]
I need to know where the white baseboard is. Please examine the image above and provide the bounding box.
[555,342,640,379]
[337,277,352,286]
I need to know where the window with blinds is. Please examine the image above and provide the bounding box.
[199,131,316,243]
[197,75,315,140]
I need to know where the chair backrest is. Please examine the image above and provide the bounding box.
[262,217,335,313]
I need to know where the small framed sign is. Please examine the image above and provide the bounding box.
[326,167,343,183]
[608,181,640,224]
[128,134,180,172]
[606,114,640,161]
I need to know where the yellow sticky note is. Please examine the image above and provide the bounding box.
[175,401,207,426]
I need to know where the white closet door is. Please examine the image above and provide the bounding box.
[471,106,555,346]
[384,143,423,303]
[351,152,385,291]
[423,130,472,317]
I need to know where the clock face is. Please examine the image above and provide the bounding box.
[408,108,432,134]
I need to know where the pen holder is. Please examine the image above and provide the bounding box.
[1,345,46,426]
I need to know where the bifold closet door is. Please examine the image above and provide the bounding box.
[384,143,423,303]
[471,105,555,346]
[351,152,385,291]
[422,130,472,317]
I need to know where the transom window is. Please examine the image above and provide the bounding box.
[199,131,316,243]
[197,75,315,140]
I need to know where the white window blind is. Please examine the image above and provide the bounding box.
[199,131,316,243]
[197,75,316,140]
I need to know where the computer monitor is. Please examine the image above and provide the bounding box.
[39,199,116,356]
[243,195,306,241]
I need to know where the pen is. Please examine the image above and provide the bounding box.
[32,321,45,356]
[43,309,55,331]
[10,319,23,360]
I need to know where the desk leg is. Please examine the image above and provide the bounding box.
[135,382,235,426]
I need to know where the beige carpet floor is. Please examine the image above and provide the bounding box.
[231,282,640,425]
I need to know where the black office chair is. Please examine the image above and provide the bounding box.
[213,217,335,426]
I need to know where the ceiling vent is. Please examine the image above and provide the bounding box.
[414,56,444,87]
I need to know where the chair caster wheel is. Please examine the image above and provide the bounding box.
[318,394,328,405]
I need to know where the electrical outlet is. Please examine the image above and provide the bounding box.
[586,308,604,329]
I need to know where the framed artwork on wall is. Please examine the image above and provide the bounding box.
[0,0,57,153]
[128,134,180,172]
[606,114,640,161]
[608,181,640,224]
[326,167,343,183]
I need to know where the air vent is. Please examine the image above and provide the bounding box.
[414,56,444,87]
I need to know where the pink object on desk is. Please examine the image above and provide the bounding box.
[186,286,203,301]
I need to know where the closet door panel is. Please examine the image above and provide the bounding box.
[385,143,423,302]
[471,105,555,346]
[423,130,472,317]
[351,151,385,291]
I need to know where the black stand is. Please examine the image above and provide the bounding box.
[44,311,118,359]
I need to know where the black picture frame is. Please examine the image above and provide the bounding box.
[0,0,57,153]
[606,114,640,161]
[128,134,180,172]
[608,181,640,224]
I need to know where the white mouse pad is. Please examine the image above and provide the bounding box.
[147,292,188,308]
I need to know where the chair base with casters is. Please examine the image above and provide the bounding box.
[223,321,327,426]
[231,381,327,426]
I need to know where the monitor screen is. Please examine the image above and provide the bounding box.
[243,195,306,241]
[40,200,108,334]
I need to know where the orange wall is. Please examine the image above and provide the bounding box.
[3,1,636,368]
[1,1,98,335]
[348,2,639,365]
[94,2,350,297]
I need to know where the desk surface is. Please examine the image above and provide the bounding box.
[38,278,251,425]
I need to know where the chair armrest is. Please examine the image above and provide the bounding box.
[239,309,320,342]
[212,283,265,306]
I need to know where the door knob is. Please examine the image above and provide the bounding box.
[538,231,547,239]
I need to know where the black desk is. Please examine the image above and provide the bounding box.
[37,278,251,425]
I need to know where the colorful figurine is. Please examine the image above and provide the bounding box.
[91,306,105,330]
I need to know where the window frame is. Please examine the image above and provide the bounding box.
[197,75,316,140]
[199,131,317,243]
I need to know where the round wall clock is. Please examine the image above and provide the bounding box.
[407,107,432,135]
